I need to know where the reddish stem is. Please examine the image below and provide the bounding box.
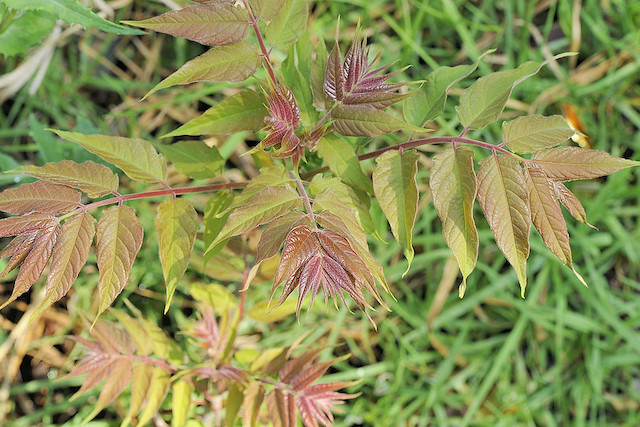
[128,354,176,373]
[242,0,278,85]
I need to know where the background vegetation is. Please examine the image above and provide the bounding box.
[1,0,639,425]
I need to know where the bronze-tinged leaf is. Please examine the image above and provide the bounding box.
[122,4,249,46]
[331,105,423,137]
[243,382,266,427]
[0,181,81,215]
[477,155,531,297]
[1,221,61,309]
[0,212,57,238]
[122,362,154,426]
[267,389,296,427]
[0,232,35,258]
[12,160,119,198]
[313,189,368,249]
[31,213,96,316]
[531,147,640,181]
[273,225,316,289]
[95,206,144,317]
[324,35,343,101]
[0,233,37,280]
[82,359,133,423]
[525,166,572,267]
[136,367,171,427]
[552,181,595,229]
[256,211,307,263]
[154,199,199,312]
[429,147,478,296]
[207,185,303,255]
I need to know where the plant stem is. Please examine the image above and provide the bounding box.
[58,182,248,220]
[243,0,278,85]
[128,355,176,373]
[290,171,316,225]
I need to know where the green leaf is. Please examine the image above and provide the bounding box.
[203,191,234,263]
[227,164,289,210]
[249,0,285,21]
[429,147,478,296]
[372,150,420,274]
[530,147,640,181]
[206,185,302,255]
[159,141,224,180]
[163,90,267,137]
[502,115,576,153]
[1,0,144,35]
[95,206,144,317]
[332,105,426,137]
[143,41,260,100]
[248,299,298,322]
[316,134,373,194]
[265,0,307,50]
[122,363,154,427]
[0,10,55,56]
[136,367,170,427]
[456,53,575,129]
[477,156,531,296]
[226,384,244,427]
[122,4,249,46]
[11,160,118,198]
[50,130,167,183]
[171,379,194,427]
[190,282,237,313]
[282,41,317,123]
[404,51,492,126]
[155,199,199,312]
[310,36,328,110]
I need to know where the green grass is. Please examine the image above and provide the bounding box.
[1,0,640,425]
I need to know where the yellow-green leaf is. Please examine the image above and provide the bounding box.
[159,141,224,180]
[83,359,132,423]
[265,0,307,49]
[172,379,194,427]
[33,213,95,318]
[11,160,118,198]
[51,130,167,183]
[531,146,640,181]
[477,156,531,296]
[249,0,285,21]
[332,104,426,137]
[206,185,302,255]
[203,191,234,263]
[373,150,420,275]
[136,367,170,427]
[502,115,575,154]
[122,363,154,427]
[190,282,237,313]
[316,134,373,194]
[248,299,298,322]
[243,382,266,427]
[144,41,260,99]
[122,4,249,46]
[95,206,144,317]
[429,147,478,296]
[155,199,199,312]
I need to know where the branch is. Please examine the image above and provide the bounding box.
[242,0,278,85]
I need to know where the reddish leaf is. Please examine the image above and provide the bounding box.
[122,4,249,46]
[0,212,57,238]
[262,82,302,160]
[324,35,343,102]
[256,211,307,263]
[0,232,37,280]
[531,147,639,181]
[0,181,81,215]
[552,181,595,228]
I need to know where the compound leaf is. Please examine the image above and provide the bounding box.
[122,3,249,46]
[11,160,119,198]
[95,206,144,317]
[265,0,308,49]
[477,156,531,296]
[429,147,478,296]
[502,115,576,153]
[0,181,81,215]
[163,90,266,137]
[159,141,224,180]
[144,41,260,99]
[51,130,167,183]
[373,150,419,274]
[531,147,640,181]
[154,199,199,311]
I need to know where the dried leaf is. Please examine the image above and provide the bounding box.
[95,206,144,317]
[373,150,420,274]
[477,156,531,296]
[122,4,249,46]
[154,199,199,311]
[11,160,118,198]
[502,115,575,154]
[144,41,260,99]
[531,147,640,181]
[206,185,302,254]
[0,181,81,215]
[163,90,266,137]
[51,130,167,183]
[33,213,96,316]
[429,147,478,296]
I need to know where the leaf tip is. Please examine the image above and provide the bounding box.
[458,278,467,298]
[572,266,588,288]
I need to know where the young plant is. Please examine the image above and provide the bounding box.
[0,0,638,424]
